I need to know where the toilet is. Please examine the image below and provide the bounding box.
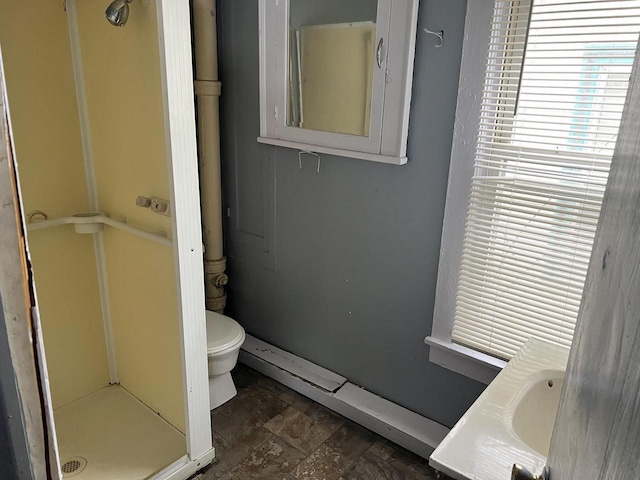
[206,310,246,410]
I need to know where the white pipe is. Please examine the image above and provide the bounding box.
[192,0,227,312]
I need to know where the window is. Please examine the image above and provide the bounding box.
[428,0,640,381]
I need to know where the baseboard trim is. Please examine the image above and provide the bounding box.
[239,337,449,459]
[241,335,347,392]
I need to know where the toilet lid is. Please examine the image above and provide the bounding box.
[206,311,245,354]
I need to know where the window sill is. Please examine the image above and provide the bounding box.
[424,336,506,384]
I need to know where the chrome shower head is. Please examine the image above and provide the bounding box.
[105,0,132,27]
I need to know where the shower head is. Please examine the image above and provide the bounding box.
[105,0,132,27]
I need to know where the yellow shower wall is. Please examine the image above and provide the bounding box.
[103,229,185,431]
[75,0,185,431]
[0,0,88,216]
[75,0,173,229]
[27,231,110,408]
[0,0,110,408]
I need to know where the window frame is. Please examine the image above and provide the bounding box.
[429,0,639,383]
[426,0,508,384]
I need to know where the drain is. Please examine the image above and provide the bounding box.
[61,457,87,477]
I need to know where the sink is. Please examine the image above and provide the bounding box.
[509,370,564,456]
[429,339,569,480]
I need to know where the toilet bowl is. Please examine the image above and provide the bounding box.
[206,310,246,410]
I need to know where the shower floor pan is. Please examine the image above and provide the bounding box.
[54,385,185,480]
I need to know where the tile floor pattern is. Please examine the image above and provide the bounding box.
[195,364,452,480]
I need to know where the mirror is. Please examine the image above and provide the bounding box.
[287,0,378,137]
[259,0,420,165]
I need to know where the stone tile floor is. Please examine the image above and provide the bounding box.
[195,363,451,480]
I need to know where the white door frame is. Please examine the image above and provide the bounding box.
[154,0,214,471]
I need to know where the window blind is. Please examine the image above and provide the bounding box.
[452,0,640,360]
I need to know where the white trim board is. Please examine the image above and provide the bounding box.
[239,336,449,459]
[31,307,61,479]
[241,335,347,392]
[428,0,501,383]
[156,0,212,461]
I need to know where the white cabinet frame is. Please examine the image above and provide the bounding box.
[258,0,420,165]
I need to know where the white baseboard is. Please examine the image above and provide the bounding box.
[239,335,449,459]
[241,335,347,392]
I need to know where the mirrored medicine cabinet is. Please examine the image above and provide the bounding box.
[258,0,420,165]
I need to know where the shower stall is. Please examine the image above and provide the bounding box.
[0,0,213,478]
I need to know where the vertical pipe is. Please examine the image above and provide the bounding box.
[192,0,227,312]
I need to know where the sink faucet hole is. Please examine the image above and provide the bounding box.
[548,380,554,388]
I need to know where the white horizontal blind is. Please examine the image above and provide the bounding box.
[452,0,640,359]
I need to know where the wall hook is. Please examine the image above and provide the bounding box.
[423,28,444,48]
[298,150,320,173]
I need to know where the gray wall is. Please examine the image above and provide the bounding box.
[0,301,30,480]
[0,385,18,480]
[217,0,486,428]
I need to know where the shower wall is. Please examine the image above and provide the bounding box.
[0,0,110,408]
[75,0,185,432]
[0,0,185,433]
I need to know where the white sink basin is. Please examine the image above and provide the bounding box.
[509,370,564,456]
[430,339,569,480]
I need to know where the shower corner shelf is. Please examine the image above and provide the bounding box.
[26,212,172,247]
